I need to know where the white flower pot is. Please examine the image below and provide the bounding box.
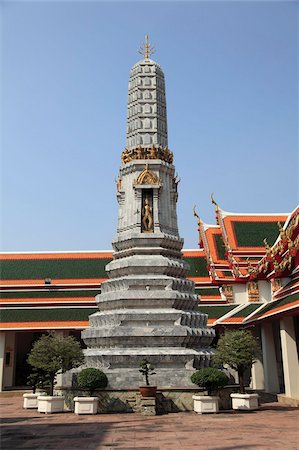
[74,396,98,414]
[192,395,219,414]
[230,393,259,411]
[37,395,65,413]
[23,393,39,409]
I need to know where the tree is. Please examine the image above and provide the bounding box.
[27,333,84,396]
[213,330,260,394]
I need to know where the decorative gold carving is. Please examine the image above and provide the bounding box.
[247,256,269,277]
[246,211,298,278]
[138,35,155,59]
[221,284,234,303]
[278,222,287,240]
[263,238,273,259]
[286,212,299,239]
[248,281,259,302]
[135,164,159,185]
[121,146,173,165]
[273,254,292,274]
[293,234,299,249]
[142,197,153,232]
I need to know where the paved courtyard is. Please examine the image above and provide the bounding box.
[0,396,298,449]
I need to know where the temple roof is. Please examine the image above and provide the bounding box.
[1,205,298,330]
[195,201,297,282]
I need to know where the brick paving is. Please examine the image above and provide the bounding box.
[0,396,298,449]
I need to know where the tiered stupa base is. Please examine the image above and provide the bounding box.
[82,233,215,389]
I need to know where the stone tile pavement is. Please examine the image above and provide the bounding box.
[0,396,298,449]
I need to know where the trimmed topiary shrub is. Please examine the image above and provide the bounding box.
[191,367,229,395]
[77,368,108,396]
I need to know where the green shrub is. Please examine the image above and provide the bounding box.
[77,368,108,396]
[191,367,228,395]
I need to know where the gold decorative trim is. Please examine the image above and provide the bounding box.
[134,164,159,186]
[122,146,173,164]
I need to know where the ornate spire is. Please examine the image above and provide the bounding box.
[138,35,155,59]
[126,38,168,150]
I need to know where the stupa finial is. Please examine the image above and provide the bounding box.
[138,35,155,59]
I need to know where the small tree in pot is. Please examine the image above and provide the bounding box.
[77,368,108,396]
[139,359,157,397]
[27,333,84,413]
[23,369,50,409]
[191,367,228,414]
[191,368,228,396]
[74,368,108,414]
[213,329,260,410]
[27,368,50,394]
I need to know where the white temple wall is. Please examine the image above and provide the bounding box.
[233,284,247,304]
[258,280,272,303]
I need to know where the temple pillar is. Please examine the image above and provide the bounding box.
[261,323,279,393]
[280,317,299,397]
[251,358,265,390]
[0,332,5,391]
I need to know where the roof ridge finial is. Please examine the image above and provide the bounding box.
[193,205,201,227]
[138,34,155,59]
[210,192,219,212]
[210,193,220,225]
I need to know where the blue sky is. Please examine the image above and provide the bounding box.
[1,0,298,251]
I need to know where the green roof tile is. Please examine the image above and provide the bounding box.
[196,305,238,319]
[230,303,262,318]
[0,307,97,323]
[214,235,226,260]
[195,288,220,296]
[184,256,209,277]
[233,222,281,247]
[0,258,111,280]
[0,255,209,281]
[0,290,100,299]
[252,293,299,318]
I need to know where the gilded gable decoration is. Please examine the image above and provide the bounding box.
[134,164,159,186]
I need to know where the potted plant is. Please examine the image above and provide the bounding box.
[74,368,108,414]
[27,332,84,413]
[23,369,49,409]
[213,329,260,411]
[191,367,228,414]
[139,359,157,397]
